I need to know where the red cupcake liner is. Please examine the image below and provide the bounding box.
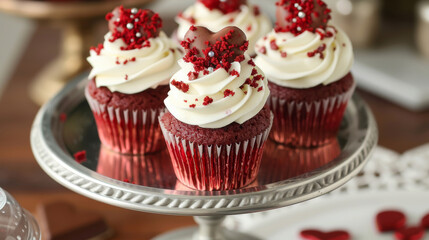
[268,83,355,147]
[159,112,273,191]
[96,146,175,189]
[85,88,165,155]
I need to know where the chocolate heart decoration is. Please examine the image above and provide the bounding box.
[199,0,247,14]
[275,0,331,35]
[395,227,425,240]
[300,229,351,240]
[421,213,429,229]
[376,210,407,232]
[182,26,248,73]
[106,6,162,50]
[37,201,110,240]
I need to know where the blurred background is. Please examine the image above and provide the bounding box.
[0,0,428,239]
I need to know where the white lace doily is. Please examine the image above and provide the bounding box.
[226,144,429,235]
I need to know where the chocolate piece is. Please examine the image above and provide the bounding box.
[199,0,247,14]
[105,7,162,50]
[275,0,331,35]
[37,201,111,240]
[182,26,248,70]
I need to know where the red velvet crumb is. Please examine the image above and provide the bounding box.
[224,89,235,97]
[203,96,214,105]
[59,113,67,122]
[171,79,190,93]
[90,43,104,55]
[74,151,87,164]
[270,39,279,50]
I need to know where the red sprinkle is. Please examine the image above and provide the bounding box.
[253,5,261,16]
[171,79,190,93]
[125,74,129,80]
[247,25,252,32]
[251,68,258,76]
[203,96,213,106]
[189,104,196,108]
[270,39,279,50]
[188,71,199,80]
[90,43,104,55]
[257,86,263,92]
[190,25,197,31]
[74,151,87,164]
[230,69,240,77]
[281,51,288,58]
[224,89,235,97]
[307,44,326,59]
[59,113,67,122]
[248,59,256,66]
[259,46,267,54]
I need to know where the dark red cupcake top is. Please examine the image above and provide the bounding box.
[181,26,248,78]
[275,0,331,36]
[105,6,162,50]
[198,0,247,14]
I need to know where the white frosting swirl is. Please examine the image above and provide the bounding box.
[175,2,272,56]
[254,26,354,88]
[164,55,270,128]
[87,32,182,94]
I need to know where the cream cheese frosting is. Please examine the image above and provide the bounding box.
[164,55,270,129]
[254,25,353,89]
[175,2,272,56]
[88,32,182,94]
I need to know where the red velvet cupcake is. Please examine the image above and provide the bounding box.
[160,26,272,191]
[254,0,355,147]
[85,6,182,154]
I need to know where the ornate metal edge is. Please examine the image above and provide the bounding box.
[30,78,378,216]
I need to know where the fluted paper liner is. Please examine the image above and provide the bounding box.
[268,83,355,147]
[85,87,165,155]
[159,112,273,191]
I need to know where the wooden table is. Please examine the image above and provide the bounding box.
[0,25,428,240]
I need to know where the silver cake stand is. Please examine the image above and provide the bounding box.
[30,75,378,240]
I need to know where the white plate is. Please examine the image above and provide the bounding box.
[237,190,429,240]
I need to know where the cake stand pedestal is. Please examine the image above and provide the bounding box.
[0,0,153,105]
[30,75,378,240]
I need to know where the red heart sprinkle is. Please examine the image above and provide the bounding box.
[199,0,247,14]
[376,210,407,232]
[300,229,351,240]
[421,213,429,229]
[395,227,425,240]
[275,0,331,36]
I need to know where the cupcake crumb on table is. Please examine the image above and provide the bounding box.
[160,25,272,191]
[85,6,182,155]
[255,0,355,148]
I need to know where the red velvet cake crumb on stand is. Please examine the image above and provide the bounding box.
[268,73,355,147]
